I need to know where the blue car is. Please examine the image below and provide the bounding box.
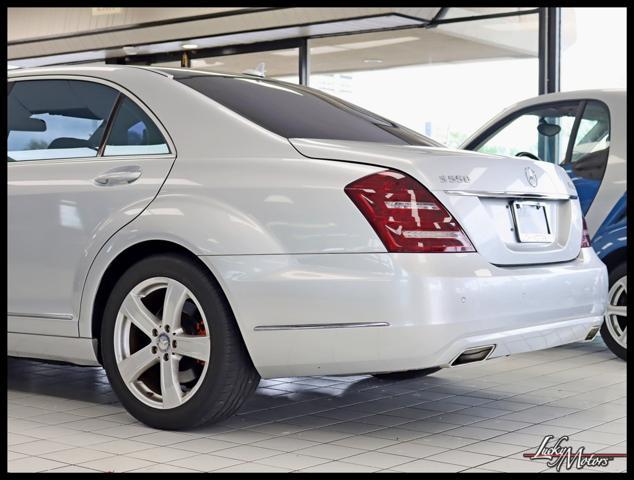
[462,89,626,360]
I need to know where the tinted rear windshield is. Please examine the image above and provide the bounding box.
[169,72,439,147]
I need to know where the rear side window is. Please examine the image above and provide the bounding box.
[175,74,438,147]
[104,97,169,156]
[8,79,118,161]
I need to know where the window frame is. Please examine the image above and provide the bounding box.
[465,99,583,164]
[561,99,611,166]
[7,74,174,164]
[97,93,124,157]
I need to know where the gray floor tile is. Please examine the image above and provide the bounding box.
[7,338,624,473]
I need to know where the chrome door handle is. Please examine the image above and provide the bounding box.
[94,166,142,186]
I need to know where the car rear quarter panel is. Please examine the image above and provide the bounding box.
[78,156,385,338]
[76,71,388,337]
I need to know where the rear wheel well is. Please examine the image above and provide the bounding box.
[91,241,227,362]
[600,247,627,274]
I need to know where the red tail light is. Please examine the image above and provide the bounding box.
[581,217,592,248]
[345,170,475,253]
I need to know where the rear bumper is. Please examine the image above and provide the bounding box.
[200,249,608,378]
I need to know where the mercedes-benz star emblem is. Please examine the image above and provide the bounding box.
[525,167,538,187]
[157,333,170,352]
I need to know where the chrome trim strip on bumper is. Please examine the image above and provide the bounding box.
[254,321,390,331]
[444,190,577,200]
[8,312,74,320]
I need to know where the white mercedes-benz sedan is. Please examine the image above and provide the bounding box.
[8,66,608,430]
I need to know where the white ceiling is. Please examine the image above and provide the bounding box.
[8,8,440,62]
[8,7,543,74]
[8,8,247,42]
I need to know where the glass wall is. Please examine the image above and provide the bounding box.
[561,7,626,91]
[308,13,539,147]
[66,7,624,146]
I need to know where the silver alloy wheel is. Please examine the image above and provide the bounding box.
[604,275,627,349]
[114,277,211,409]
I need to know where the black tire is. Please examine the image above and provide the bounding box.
[600,262,627,361]
[101,253,260,430]
[373,367,441,380]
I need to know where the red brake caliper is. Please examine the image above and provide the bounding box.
[193,317,206,365]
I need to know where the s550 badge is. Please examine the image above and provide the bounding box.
[439,175,470,184]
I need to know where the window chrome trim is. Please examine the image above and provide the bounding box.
[254,321,390,331]
[444,190,576,200]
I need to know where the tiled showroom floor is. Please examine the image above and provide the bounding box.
[8,337,626,473]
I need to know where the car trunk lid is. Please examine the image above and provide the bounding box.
[290,138,583,265]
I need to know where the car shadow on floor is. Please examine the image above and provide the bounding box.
[7,338,619,436]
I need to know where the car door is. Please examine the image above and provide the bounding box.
[559,100,611,214]
[462,99,611,215]
[8,76,175,337]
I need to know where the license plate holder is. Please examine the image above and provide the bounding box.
[511,200,553,243]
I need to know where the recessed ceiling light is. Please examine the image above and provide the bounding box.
[363,58,383,64]
[182,44,199,50]
[271,46,345,56]
[191,59,224,68]
[338,36,419,50]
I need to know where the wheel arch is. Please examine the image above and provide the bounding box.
[599,247,627,275]
[88,239,240,363]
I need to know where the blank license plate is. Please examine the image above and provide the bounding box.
[511,201,553,243]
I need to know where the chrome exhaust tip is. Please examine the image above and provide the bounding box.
[451,345,495,366]
[585,325,601,341]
